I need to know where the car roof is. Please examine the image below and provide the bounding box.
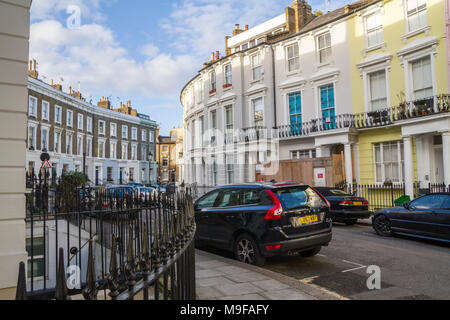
[212,183,309,190]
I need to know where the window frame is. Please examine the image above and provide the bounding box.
[77,113,84,131]
[122,125,129,140]
[41,101,50,121]
[373,141,405,183]
[405,0,428,34]
[28,96,38,117]
[365,11,384,49]
[98,120,106,136]
[286,44,300,73]
[251,53,262,81]
[55,105,62,124]
[224,64,232,86]
[316,32,332,65]
[66,110,74,127]
[110,123,117,137]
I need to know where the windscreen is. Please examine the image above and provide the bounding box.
[274,187,327,210]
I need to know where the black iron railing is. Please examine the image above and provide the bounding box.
[17,170,197,300]
[336,181,450,212]
[278,114,354,139]
[354,95,450,129]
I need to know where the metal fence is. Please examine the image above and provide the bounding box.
[337,182,450,212]
[17,170,197,300]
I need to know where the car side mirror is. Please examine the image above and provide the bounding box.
[403,202,410,210]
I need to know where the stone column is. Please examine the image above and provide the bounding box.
[0,0,32,299]
[344,143,353,187]
[403,136,415,199]
[442,132,450,186]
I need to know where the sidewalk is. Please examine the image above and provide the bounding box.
[195,250,340,300]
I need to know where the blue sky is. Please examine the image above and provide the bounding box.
[29,0,350,135]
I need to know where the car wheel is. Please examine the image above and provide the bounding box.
[373,215,393,237]
[345,219,358,226]
[299,247,321,258]
[234,233,266,267]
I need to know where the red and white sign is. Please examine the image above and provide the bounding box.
[41,160,52,170]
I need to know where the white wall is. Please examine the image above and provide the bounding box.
[0,0,32,295]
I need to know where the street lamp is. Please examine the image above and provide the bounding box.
[148,152,153,184]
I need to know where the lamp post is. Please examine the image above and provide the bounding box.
[148,152,153,184]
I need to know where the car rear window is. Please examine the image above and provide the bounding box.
[274,187,326,210]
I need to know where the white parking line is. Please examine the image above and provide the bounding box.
[341,259,367,273]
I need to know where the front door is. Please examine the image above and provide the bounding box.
[433,146,444,184]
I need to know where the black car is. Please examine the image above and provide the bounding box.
[194,183,333,266]
[315,187,371,225]
[373,193,450,242]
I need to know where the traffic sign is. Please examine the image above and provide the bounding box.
[41,160,52,170]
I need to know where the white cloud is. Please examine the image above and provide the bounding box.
[139,44,160,58]
[30,19,196,102]
[31,0,112,23]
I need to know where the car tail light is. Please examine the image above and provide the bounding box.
[264,190,283,220]
[266,244,281,251]
[340,201,353,206]
[140,193,145,198]
[363,201,369,205]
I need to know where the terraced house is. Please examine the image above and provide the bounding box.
[348,0,450,199]
[26,61,158,185]
[181,0,450,204]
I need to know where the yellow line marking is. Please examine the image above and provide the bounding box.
[300,278,350,300]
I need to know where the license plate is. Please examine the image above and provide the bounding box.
[293,215,319,227]
[353,201,363,206]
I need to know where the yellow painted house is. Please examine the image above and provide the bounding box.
[346,0,450,199]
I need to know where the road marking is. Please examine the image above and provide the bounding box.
[341,259,367,273]
[300,278,350,300]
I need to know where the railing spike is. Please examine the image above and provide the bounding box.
[124,225,136,300]
[55,248,70,300]
[15,262,28,300]
[107,235,120,300]
[83,240,99,300]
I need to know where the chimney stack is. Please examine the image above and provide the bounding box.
[216,51,220,60]
[28,59,39,79]
[235,24,240,30]
[211,52,215,62]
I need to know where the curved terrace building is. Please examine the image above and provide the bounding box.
[181,0,450,200]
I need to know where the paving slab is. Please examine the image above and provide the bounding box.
[215,282,265,296]
[195,250,339,301]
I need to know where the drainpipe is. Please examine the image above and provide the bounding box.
[271,45,277,130]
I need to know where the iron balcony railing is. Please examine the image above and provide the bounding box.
[278,114,354,139]
[17,169,197,300]
[353,95,450,129]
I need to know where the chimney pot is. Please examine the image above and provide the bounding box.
[216,51,220,60]
[245,25,249,31]
[235,24,239,30]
